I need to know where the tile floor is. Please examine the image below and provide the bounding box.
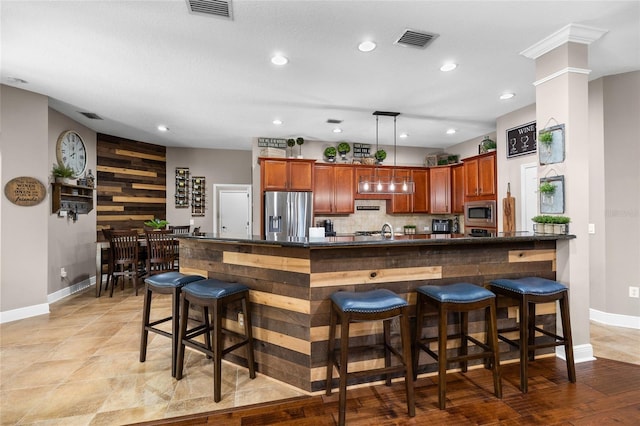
[1,285,638,425]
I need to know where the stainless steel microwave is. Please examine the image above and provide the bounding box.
[464,200,496,228]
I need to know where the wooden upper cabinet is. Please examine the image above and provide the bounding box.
[464,152,496,199]
[313,164,354,214]
[430,166,451,214]
[411,169,430,213]
[388,168,412,213]
[451,164,465,213]
[260,158,314,191]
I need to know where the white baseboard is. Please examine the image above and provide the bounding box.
[47,276,95,304]
[0,276,96,324]
[590,308,640,329]
[0,303,50,324]
[557,344,595,364]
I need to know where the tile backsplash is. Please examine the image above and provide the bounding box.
[315,200,461,234]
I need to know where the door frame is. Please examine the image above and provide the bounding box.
[520,162,538,232]
[213,184,252,235]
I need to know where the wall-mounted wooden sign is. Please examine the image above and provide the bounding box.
[4,176,47,206]
[506,121,536,158]
[258,138,287,148]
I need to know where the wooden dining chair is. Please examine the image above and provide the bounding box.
[145,230,176,277]
[99,228,114,297]
[168,225,189,269]
[109,230,141,297]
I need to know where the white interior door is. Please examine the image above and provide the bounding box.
[214,184,252,237]
[521,163,538,232]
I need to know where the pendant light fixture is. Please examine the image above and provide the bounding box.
[357,111,415,194]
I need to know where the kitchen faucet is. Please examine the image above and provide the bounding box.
[381,222,394,240]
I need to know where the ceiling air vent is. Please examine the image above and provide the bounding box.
[79,112,103,120]
[186,0,232,19]
[395,29,439,49]
[326,119,343,124]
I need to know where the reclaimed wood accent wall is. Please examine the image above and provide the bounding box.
[180,238,558,393]
[96,133,166,240]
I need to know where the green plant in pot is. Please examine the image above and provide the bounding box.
[144,218,169,230]
[374,149,386,163]
[296,137,304,158]
[539,131,554,155]
[551,215,570,235]
[480,136,496,153]
[52,163,75,182]
[286,138,295,157]
[532,214,553,233]
[539,181,556,206]
[324,146,337,162]
[337,142,350,159]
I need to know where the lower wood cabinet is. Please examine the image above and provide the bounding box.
[313,164,354,214]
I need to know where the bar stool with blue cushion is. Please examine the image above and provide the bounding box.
[325,289,415,426]
[413,283,502,409]
[176,278,256,402]
[139,271,205,377]
[489,277,575,393]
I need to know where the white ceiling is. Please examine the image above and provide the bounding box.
[2,1,639,151]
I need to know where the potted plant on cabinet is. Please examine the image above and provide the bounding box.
[286,138,295,158]
[375,149,386,164]
[52,163,75,183]
[480,136,496,153]
[296,137,305,158]
[337,142,350,161]
[324,146,337,162]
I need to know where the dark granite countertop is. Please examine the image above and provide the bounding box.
[179,231,575,248]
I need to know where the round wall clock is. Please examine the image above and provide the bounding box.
[56,130,87,177]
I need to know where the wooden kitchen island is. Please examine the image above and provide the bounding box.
[178,232,574,393]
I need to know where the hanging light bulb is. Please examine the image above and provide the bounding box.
[363,181,370,191]
[376,181,383,191]
[389,181,396,191]
[402,181,408,192]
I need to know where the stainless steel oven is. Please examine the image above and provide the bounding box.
[464,200,496,228]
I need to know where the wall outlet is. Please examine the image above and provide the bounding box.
[237,312,244,327]
[629,286,639,298]
[60,267,67,278]
[423,226,429,232]
[190,219,195,225]
[588,223,596,234]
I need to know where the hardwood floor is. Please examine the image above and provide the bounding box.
[135,356,640,425]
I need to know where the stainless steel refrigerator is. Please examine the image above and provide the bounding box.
[264,191,313,240]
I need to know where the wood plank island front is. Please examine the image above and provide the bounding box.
[178,232,575,393]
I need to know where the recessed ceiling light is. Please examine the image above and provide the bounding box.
[399,133,408,138]
[500,92,515,100]
[157,125,169,132]
[271,55,288,65]
[272,119,283,125]
[358,41,376,52]
[440,63,457,72]
[333,128,343,133]
[446,129,456,135]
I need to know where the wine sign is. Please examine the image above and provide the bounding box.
[506,121,536,158]
[4,176,46,206]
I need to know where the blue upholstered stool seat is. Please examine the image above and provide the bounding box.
[490,277,567,295]
[330,289,408,313]
[144,271,204,288]
[417,283,495,303]
[182,279,248,299]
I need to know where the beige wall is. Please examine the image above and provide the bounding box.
[166,147,251,233]
[1,85,49,315]
[47,109,97,294]
[599,71,640,317]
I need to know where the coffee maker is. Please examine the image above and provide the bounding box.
[323,219,336,237]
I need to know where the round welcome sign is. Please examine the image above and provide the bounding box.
[4,176,47,206]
